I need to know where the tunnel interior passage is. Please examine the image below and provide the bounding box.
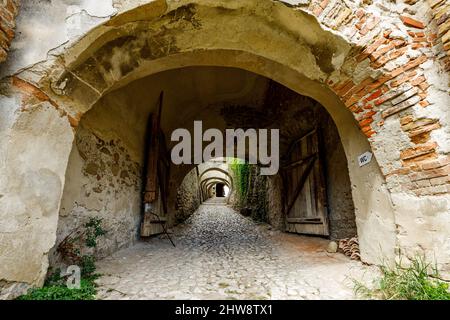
[215,183,225,197]
[3,0,449,297]
[53,66,358,268]
[198,162,233,202]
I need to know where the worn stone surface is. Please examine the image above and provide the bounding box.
[0,0,449,294]
[50,124,142,266]
[95,199,377,300]
[175,168,201,224]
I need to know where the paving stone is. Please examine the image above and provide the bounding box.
[95,201,376,300]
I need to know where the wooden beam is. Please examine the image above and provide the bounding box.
[286,217,323,224]
[285,155,317,216]
[283,129,316,162]
[281,152,317,170]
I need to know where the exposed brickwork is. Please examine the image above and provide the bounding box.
[428,0,450,71]
[0,0,19,63]
[11,76,81,127]
[401,16,426,29]
[303,0,448,196]
[8,0,445,197]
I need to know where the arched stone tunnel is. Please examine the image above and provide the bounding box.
[0,0,449,299]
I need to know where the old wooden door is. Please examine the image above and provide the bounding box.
[282,129,329,236]
[141,92,170,237]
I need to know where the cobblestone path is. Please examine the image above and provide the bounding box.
[95,199,376,300]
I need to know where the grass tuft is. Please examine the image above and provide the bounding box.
[354,256,450,300]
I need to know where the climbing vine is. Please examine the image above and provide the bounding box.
[57,217,107,267]
[229,159,268,222]
[229,158,250,203]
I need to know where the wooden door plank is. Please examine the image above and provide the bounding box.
[284,128,329,236]
[285,155,317,216]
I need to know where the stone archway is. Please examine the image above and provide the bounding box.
[199,167,233,201]
[1,0,449,296]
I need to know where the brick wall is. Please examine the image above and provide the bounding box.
[303,0,449,197]
[0,0,19,63]
[429,0,450,71]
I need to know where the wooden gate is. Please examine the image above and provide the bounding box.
[141,92,170,237]
[281,129,329,236]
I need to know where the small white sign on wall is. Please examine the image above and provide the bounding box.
[358,151,373,167]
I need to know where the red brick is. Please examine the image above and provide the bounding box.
[422,156,450,170]
[342,77,374,101]
[364,129,376,138]
[419,100,430,107]
[400,16,425,29]
[5,0,19,16]
[12,77,58,109]
[382,95,420,118]
[370,42,395,61]
[365,89,383,101]
[313,6,323,16]
[404,55,428,72]
[355,15,368,30]
[348,104,363,113]
[400,115,414,126]
[319,0,330,9]
[418,82,430,91]
[408,122,441,139]
[360,125,372,133]
[390,71,417,87]
[388,47,408,60]
[370,56,390,69]
[0,46,6,61]
[0,7,14,26]
[411,75,426,86]
[356,37,388,62]
[400,142,437,161]
[360,110,377,120]
[411,164,450,181]
[413,37,428,43]
[335,80,355,96]
[375,86,409,106]
[356,9,365,19]
[359,118,374,127]
[0,30,8,49]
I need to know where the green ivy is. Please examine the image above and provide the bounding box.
[229,159,268,222]
[85,217,107,248]
[17,217,106,300]
[229,158,250,202]
[80,255,97,276]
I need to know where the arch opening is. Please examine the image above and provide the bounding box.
[52,66,361,269]
[5,0,432,295]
